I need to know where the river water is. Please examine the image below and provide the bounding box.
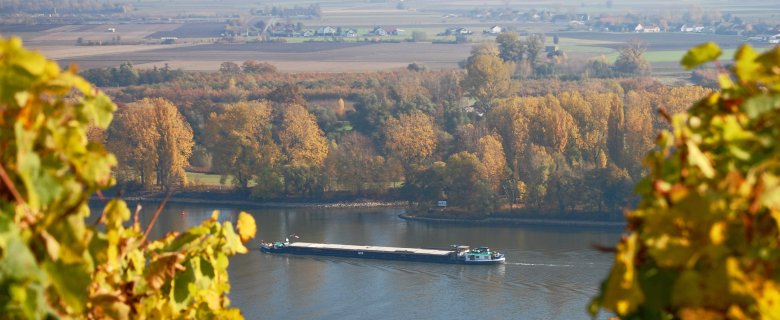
[131,202,623,320]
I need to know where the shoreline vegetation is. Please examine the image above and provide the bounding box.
[95,192,408,209]
[100,191,626,228]
[399,213,626,228]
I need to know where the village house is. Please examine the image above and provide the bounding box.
[340,28,358,37]
[440,27,472,36]
[367,26,404,36]
[680,24,705,33]
[486,25,503,34]
[315,26,337,36]
[368,26,387,36]
[383,27,404,36]
[635,23,661,33]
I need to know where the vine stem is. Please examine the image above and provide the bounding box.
[142,190,174,243]
[0,162,25,205]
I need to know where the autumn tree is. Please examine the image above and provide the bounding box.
[462,45,513,114]
[268,82,306,106]
[276,104,329,196]
[107,98,194,190]
[325,132,387,195]
[591,44,780,319]
[0,37,255,319]
[220,61,241,74]
[477,133,507,192]
[107,103,158,186]
[444,152,494,212]
[202,100,278,189]
[383,111,438,166]
[241,60,277,74]
[486,97,530,178]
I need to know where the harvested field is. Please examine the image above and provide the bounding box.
[6,23,182,45]
[180,42,373,53]
[0,24,63,33]
[51,41,474,72]
[146,23,226,39]
[30,43,196,60]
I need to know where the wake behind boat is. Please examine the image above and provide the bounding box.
[260,239,506,265]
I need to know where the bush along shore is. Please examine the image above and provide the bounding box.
[95,190,408,209]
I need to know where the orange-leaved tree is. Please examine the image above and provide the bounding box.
[591,43,780,319]
[0,37,256,318]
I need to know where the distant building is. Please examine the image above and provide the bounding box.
[680,24,705,33]
[383,27,404,36]
[341,28,358,37]
[315,26,337,36]
[440,27,472,36]
[635,24,660,33]
[368,26,387,36]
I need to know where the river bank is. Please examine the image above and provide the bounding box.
[398,213,627,228]
[96,191,626,228]
[97,191,408,209]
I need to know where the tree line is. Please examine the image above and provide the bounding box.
[93,42,707,216]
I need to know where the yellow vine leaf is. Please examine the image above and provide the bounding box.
[236,212,257,244]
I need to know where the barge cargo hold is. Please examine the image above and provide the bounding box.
[260,241,506,264]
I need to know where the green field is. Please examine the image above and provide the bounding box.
[187,172,226,187]
[605,48,739,64]
[187,172,258,188]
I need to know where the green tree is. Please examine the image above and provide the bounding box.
[0,37,255,319]
[613,39,651,76]
[591,44,780,319]
[411,31,427,42]
[495,31,525,63]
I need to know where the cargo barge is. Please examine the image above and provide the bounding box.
[260,240,506,265]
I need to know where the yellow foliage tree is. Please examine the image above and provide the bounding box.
[203,101,278,189]
[107,98,193,190]
[462,47,513,113]
[277,104,329,195]
[477,133,507,192]
[384,111,437,166]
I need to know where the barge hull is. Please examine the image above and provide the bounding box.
[264,246,456,263]
[261,242,505,265]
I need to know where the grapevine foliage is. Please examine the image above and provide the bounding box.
[0,37,256,318]
[591,43,780,319]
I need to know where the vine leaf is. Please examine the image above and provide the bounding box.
[681,42,722,70]
[236,212,256,244]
